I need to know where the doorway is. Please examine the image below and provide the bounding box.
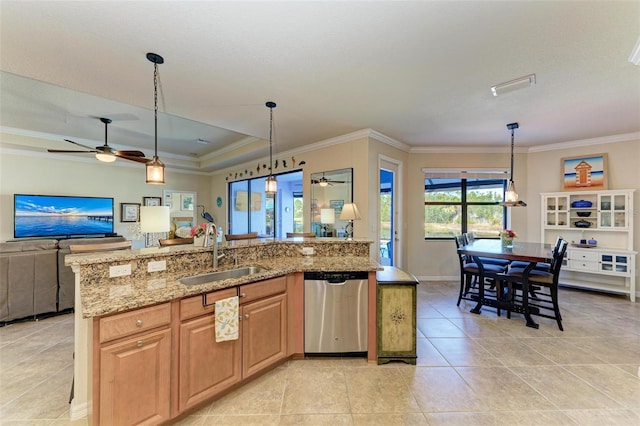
[379,157,400,266]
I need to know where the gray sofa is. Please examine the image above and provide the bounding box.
[0,236,127,323]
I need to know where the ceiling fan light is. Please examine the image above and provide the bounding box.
[319,180,328,187]
[265,175,277,194]
[146,156,165,184]
[95,152,116,162]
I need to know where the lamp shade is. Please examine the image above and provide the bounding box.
[339,203,361,221]
[320,208,335,224]
[140,206,170,233]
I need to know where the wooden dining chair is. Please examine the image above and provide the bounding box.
[158,237,193,246]
[454,235,507,310]
[509,235,563,272]
[224,232,258,241]
[286,232,316,238]
[498,239,568,330]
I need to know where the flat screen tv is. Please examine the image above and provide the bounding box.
[14,194,114,238]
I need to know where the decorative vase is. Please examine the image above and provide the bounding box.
[501,236,514,248]
[193,235,206,247]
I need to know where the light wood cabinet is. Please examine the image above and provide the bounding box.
[178,288,240,412]
[98,319,171,425]
[241,292,287,378]
[541,189,636,301]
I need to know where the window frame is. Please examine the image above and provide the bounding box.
[424,177,507,240]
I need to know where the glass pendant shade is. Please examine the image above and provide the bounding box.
[95,152,116,162]
[265,175,277,194]
[146,156,165,184]
[505,180,519,203]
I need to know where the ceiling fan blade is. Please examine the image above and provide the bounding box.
[114,150,146,157]
[63,139,96,151]
[115,153,150,164]
[48,149,97,153]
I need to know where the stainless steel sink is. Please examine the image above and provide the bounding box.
[179,266,268,286]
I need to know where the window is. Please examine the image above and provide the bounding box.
[228,170,303,237]
[424,177,506,239]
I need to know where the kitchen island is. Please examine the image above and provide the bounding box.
[66,238,380,424]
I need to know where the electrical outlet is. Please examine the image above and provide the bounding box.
[147,260,166,272]
[109,264,131,278]
[302,247,314,256]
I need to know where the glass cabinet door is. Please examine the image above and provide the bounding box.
[544,195,568,227]
[598,193,627,229]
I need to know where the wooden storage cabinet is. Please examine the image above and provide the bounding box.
[541,189,636,301]
[97,303,172,426]
[178,287,240,412]
[240,277,288,379]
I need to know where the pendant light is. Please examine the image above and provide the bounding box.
[265,101,277,194]
[145,52,165,185]
[500,122,527,207]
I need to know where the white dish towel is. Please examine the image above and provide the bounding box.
[215,296,239,342]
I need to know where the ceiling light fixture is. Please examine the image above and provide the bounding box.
[491,74,536,97]
[500,122,527,207]
[265,101,277,195]
[95,118,116,162]
[145,52,166,185]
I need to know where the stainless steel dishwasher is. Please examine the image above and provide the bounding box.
[304,271,368,354]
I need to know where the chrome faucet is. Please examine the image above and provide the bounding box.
[207,223,225,269]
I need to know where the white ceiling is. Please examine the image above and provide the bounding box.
[1,1,639,172]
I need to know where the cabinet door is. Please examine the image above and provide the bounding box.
[242,293,287,379]
[179,314,242,411]
[598,193,628,229]
[100,328,171,426]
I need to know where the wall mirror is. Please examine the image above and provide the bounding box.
[163,190,197,238]
[310,168,353,237]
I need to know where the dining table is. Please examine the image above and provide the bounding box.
[457,239,554,329]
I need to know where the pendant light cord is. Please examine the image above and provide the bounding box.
[510,127,515,182]
[269,105,273,174]
[153,62,159,159]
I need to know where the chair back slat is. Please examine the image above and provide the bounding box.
[549,239,568,277]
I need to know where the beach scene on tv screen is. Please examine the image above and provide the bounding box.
[15,195,113,237]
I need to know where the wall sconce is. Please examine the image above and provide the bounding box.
[339,203,361,240]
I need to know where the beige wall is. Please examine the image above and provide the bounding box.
[0,153,211,246]
[3,135,637,281]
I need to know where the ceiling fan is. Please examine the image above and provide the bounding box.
[311,173,346,187]
[48,117,149,164]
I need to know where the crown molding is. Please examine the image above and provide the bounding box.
[411,145,525,154]
[526,132,640,153]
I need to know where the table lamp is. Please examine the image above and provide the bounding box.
[320,208,335,237]
[140,206,170,247]
[339,203,361,240]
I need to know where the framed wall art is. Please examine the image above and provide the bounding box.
[120,203,140,222]
[561,153,608,191]
[330,199,344,213]
[180,194,194,211]
[143,196,162,206]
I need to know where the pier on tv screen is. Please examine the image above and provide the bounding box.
[14,194,114,238]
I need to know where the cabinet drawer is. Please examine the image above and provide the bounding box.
[100,302,171,343]
[239,276,287,304]
[180,287,238,322]
[569,251,598,262]
[569,260,599,272]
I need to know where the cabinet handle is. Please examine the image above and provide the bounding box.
[137,340,143,347]
[240,293,247,298]
[244,314,250,319]
[136,320,143,327]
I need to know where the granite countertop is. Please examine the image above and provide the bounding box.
[79,255,381,318]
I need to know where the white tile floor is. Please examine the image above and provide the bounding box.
[1,281,639,425]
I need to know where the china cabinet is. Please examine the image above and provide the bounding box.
[540,189,636,301]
